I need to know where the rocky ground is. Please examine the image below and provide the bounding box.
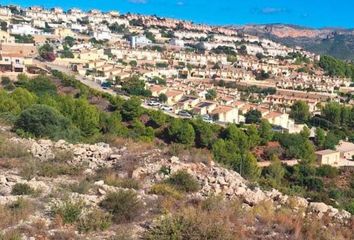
[0,126,353,239]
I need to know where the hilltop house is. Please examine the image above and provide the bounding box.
[315,150,340,166]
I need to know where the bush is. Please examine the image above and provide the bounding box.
[345,200,354,214]
[143,207,233,240]
[165,170,200,193]
[303,177,324,191]
[99,190,143,224]
[11,183,34,195]
[52,199,85,224]
[167,119,195,146]
[316,165,338,178]
[77,208,112,233]
[14,104,80,141]
[150,183,182,199]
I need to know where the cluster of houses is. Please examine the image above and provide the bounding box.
[1,5,354,167]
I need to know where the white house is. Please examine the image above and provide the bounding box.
[9,24,43,35]
[130,35,152,48]
[169,38,184,47]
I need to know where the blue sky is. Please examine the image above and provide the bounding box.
[2,0,354,28]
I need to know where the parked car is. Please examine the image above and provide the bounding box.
[160,105,173,112]
[147,100,161,107]
[178,110,192,118]
[202,115,213,123]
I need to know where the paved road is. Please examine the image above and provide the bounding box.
[34,60,117,96]
[34,61,181,118]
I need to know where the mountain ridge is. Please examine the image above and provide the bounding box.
[233,24,354,60]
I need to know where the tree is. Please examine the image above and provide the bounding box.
[0,90,20,114]
[205,89,217,100]
[259,119,273,145]
[148,110,167,128]
[63,36,75,47]
[39,43,56,62]
[100,111,127,136]
[224,124,249,152]
[322,102,341,125]
[129,60,137,67]
[129,119,155,142]
[121,97,143,121]
[24,75,57,96]
[11,88,37,110]
[265,155,285,187]
[319,55,354,81]
[167,119,195,146]
[300,126,311,139]
[158,93,167,103]
[290,101,310,124]
[246,124,260,149]
[245,109,262,124]
[192,119,218,148]
[242,152,261,180]
[60,48,74,58]
[72,99,100,137]
[121,76,151,97]
[276,133,316,164]
[256,52,265,60]
[14,104,79,141]
[315,128,326,149]
[212,139,241,169]
[323,131,340,150]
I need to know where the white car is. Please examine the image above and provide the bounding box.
[147,100,161,107]
[160,105,173,112]
[202,115,213,123]
[178,111,192,118]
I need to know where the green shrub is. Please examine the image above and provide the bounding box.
[14,104,80,141]
[52,199,85,224]
[316,165,338,178]
[303,177,324,191]
[345,200,354,214]
[150,183,182,199]
[77,208,112,233]
[99,190,143,224]
[11,183,34,195]
[328,188,343,199]
[165,170,200,193]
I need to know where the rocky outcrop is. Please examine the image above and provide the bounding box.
[9,137,121,169]
[132,156,352,222]
[3,137,352,223]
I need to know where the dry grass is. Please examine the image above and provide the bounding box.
[15,219,48,240]
[150,183,183,200]
[0,137,30,159]
[0,198,35,229]
[94,168,140,190]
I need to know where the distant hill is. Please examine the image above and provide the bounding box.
[234,24,354,60]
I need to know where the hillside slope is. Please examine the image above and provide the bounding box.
[236,24,354,60]
[0,126,353,239]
